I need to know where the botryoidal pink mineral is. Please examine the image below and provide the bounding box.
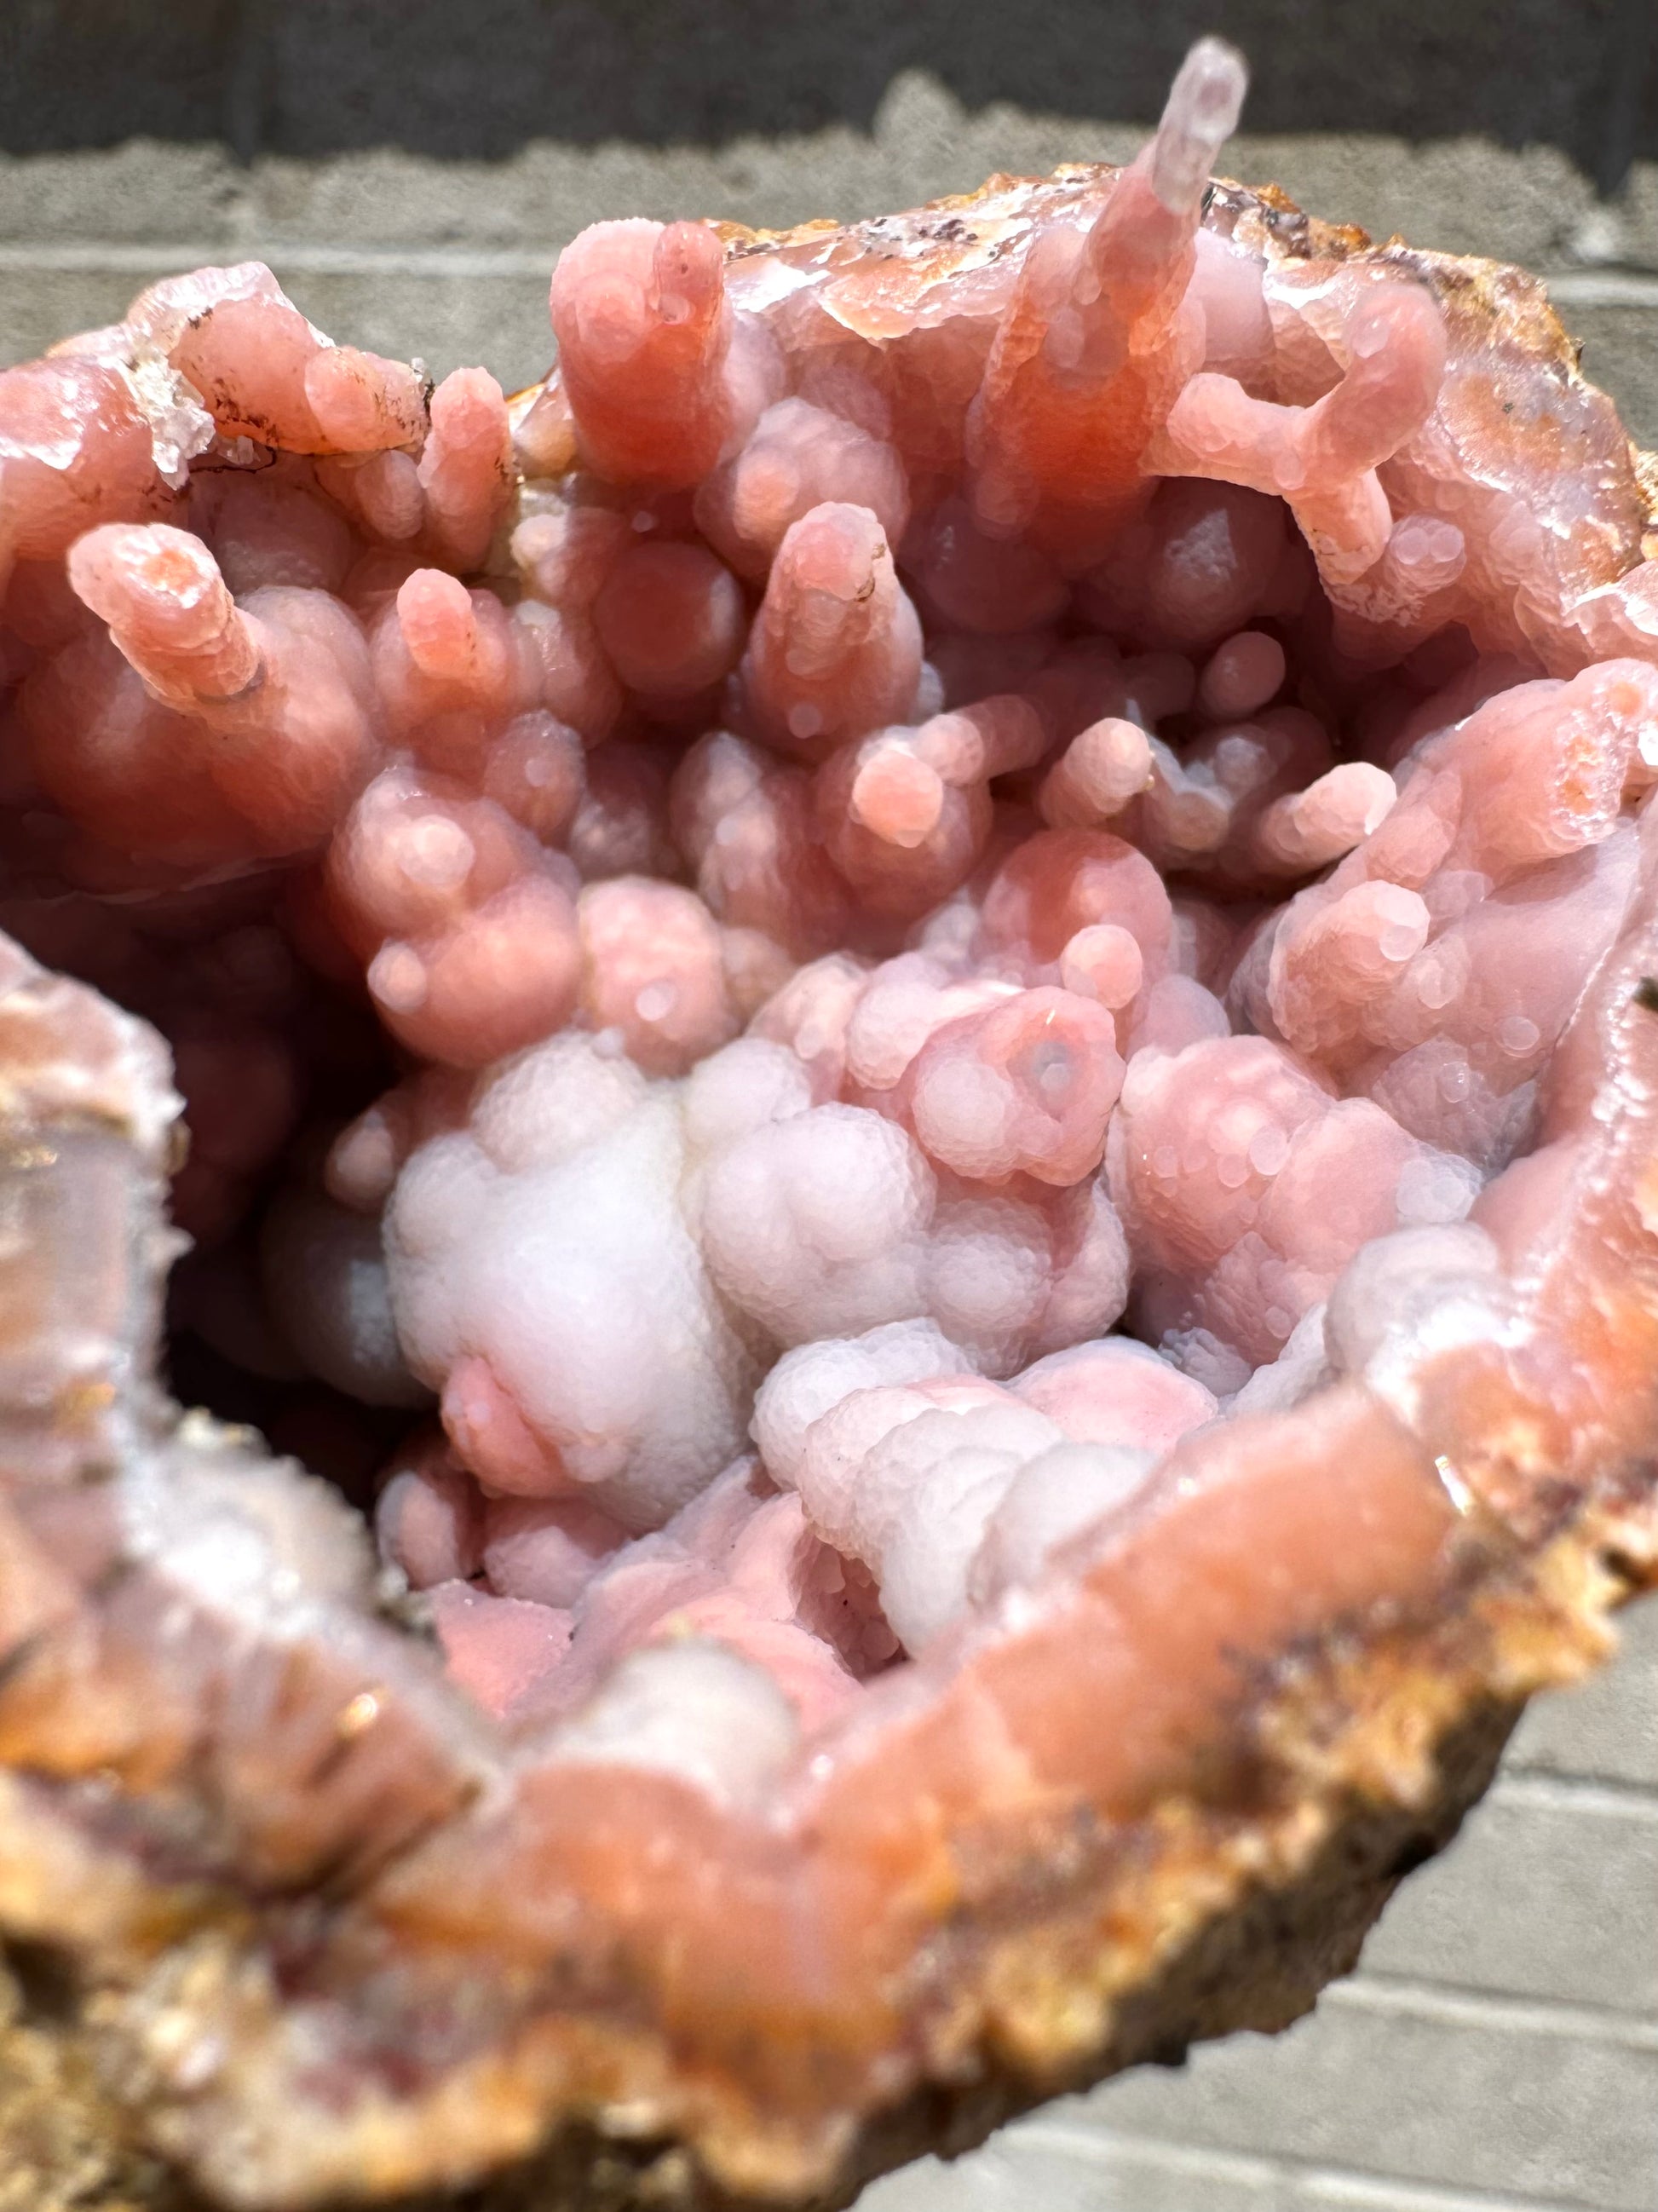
[4,33,1658,1774]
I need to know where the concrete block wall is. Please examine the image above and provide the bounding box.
[0,7,1655,2203]
[0,3,1655,440]
[1,108,1655,443]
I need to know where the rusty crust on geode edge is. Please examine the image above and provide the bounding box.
[2,165,1657,2212]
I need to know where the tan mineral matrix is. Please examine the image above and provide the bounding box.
[1,37,1656,2212]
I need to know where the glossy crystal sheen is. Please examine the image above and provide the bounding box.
[1,34,1657,2210]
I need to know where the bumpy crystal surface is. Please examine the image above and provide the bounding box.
[3,37,1658,2208]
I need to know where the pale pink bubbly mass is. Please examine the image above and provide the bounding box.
[5,37,1658,2205]
[6,28,1656,1708]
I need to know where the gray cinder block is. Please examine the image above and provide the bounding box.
[1028,1977,1658,2210]
[1362,1772,1658,2015]
[862,2124,1281,2211]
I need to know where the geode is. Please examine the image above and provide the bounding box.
[1,37,1656,2212]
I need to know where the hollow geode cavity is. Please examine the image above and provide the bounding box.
[3,38,1658,2212]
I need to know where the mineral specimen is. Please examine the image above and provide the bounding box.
[2,35,1657,2212]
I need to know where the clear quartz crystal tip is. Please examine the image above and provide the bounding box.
[1153,36,1250,215]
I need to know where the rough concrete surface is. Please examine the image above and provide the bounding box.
[0,91,1655,437]
[0,4,1655,2204]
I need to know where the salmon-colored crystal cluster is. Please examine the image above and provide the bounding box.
[4,39,1658,1796]
[9,37,1658,2212]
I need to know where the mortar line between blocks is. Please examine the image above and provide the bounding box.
[1327,1972,1658,2048]
[1007,2123,1284,2188]
[0,241,568,277]
[1018,2122,1626,2212]
[1489,1770,1658,1822]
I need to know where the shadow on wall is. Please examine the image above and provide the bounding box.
[3,0,1655,189]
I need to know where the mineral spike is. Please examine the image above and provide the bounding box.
[966,37,1247,554]
[740,499,925,751]
[65,521,380,850]
[549,218,776,487]
[1,35,1657,2212]
[417,367,514,567]
[1154,281,1449,582]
